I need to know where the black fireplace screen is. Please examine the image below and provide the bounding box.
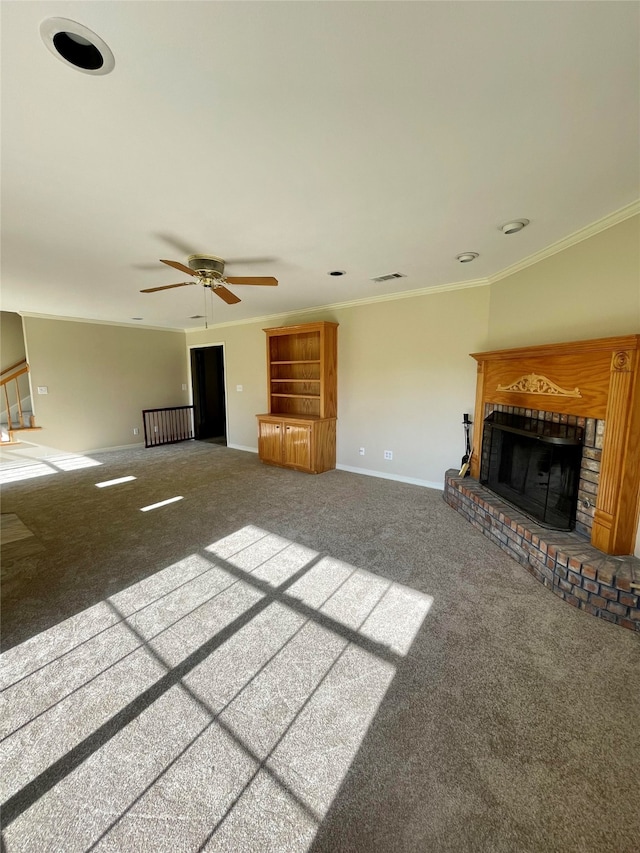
[480,411,583,530]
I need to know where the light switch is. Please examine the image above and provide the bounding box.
[182,383,187,391]
[37,386,48,395]
[236,384,243,392]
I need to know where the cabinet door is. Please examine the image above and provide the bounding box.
[283,422,312,470]
[258,420,282,464]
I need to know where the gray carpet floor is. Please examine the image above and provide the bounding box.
[1,441,638,852]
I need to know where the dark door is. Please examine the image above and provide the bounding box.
[191,346,227,443]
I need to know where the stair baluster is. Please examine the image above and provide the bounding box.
[1,360,40,444]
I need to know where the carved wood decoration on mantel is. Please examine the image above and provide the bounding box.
[469,335,640,556]
[496,373,582,397]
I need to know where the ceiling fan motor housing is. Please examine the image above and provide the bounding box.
[188,254,225,277]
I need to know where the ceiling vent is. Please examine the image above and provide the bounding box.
[371,272,406,283]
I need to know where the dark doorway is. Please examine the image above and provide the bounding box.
[191,345,227,444]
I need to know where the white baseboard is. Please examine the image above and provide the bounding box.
[87,442,146,453]
[336,463,444,491]
[224,449,444,488]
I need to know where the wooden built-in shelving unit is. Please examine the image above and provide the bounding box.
[257,321,338,473]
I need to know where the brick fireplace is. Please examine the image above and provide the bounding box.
[444,335,640,632]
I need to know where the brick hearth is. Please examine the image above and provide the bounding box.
[444,471,640,633]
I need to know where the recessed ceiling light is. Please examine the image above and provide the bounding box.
[131,317,143,321]
[500,219,530,234]
[189,315,205,319]
[456,252,479,263]
[40,18,115,75]
[328,270,346,276]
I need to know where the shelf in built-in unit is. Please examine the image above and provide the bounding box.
[270,360,321,365]
[270,379,319,384]
[271,393,321,399]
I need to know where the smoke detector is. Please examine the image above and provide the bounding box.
[500,219,530,235]
[456,253,479,263]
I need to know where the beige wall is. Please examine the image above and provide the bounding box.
[1,311,27,369]
[487,215,640,349]
[187,286,491,488]
[23,317,188,451]
[486,214,639,554]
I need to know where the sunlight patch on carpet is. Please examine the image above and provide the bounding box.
[46,454,102,472]
[95,476,137,488]
[0,526,433,853]
[0,451,102,484]
[0,514,35,546]
[140,496,183,512]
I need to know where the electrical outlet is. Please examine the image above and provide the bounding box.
[181,383,187,391]
[384,450,393,460]
[359,447,365,456]
[236,384,243,392]
[133,428,139,436]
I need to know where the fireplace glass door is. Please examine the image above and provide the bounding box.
[480,412,583,530]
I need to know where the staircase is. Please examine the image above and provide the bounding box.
[1,360,41,444]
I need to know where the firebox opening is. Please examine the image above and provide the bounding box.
[480,411,583,531]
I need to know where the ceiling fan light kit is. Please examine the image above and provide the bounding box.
[187,254,226,276]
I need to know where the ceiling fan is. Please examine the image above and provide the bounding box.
[140,254,278,304]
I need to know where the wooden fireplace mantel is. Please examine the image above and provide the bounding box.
[469,335,640,555]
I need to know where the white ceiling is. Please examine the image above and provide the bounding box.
[2,1,638,331]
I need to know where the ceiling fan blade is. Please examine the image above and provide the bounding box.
[140,282,196,293]
[160,259,197,276]
[224,276,278,286]
[225,255,277,266]
[213,286,241,305]
[154,232,199,255]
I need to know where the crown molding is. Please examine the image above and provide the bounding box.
[20,201,639,335]
[19,312,184,333]
[190,201,639,334]
[182,278,490,333]
[489,199,640,284]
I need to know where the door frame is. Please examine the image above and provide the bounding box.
[187,342,229,443]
